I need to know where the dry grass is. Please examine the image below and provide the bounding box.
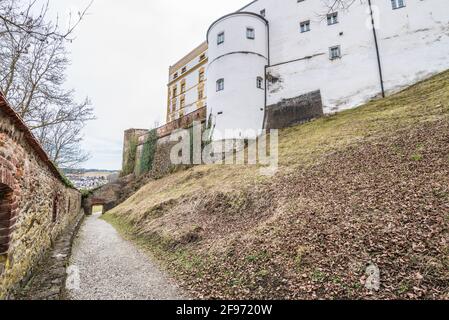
[104,70,449,299]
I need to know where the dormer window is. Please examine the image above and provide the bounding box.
[173,72,178,79]
[181,67,187,74]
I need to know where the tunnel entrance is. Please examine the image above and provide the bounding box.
[92,204,105,215]
[0,183,13,259]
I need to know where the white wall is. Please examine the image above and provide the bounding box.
[373,0,449,93]
[200,0,449,136]
[241,0,449,112]
[207,13,268,140]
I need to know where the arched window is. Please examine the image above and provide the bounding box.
[0,183,13,257]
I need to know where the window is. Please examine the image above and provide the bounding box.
[300,21,311,33]
[198,89,204,100]
[199,53,206,61]
[172,86,177,98]
[216,78,224,91]
[181,82,186,93]
[391,0,405,9]
[217,32,225,45]
[260,9,266,17]
[246,27,255,40]
[329,46,342,60]
[180,96,185,109]
[199,69,205,82]
[181,67,187,74]
[0,184,13,257]
[327,12,338,25]
[257,77,264,89]
[173,72,178,79]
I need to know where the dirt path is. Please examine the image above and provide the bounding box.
[67,213,186,300]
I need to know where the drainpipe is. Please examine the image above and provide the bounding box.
[368,0,385,98]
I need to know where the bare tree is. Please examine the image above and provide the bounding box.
[40,120,90,168]
[322,0,362,13]
[0,0,92,42]
[0,0,94,168]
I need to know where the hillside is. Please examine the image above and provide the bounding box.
[103,71,449,300]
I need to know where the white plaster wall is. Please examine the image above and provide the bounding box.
[372,0,449,93]
[244,0,383,112]
[197,0,449,131]
[207,13,268,140]
[207,53,266,139]
[241,0,449,112]
[208,13,268,62]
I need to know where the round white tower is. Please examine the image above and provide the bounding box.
[206,12,269,141]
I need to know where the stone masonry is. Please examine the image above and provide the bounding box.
[0,93,82,299]
[264,90,324,130]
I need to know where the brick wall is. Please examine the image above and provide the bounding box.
[264,90,324,130]
[0,101,82,299]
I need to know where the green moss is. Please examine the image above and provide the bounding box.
[140,129,158,175]
[122,136,138,176]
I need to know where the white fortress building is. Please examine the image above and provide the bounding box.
[164,0,449,142]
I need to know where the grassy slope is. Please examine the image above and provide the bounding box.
[103,71,449,299]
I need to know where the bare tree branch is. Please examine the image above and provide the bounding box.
[0,0,93,42]
[0,0,95,168]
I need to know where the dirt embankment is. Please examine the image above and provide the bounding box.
[104,71,449,300]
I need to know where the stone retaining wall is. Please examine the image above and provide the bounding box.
[0,94,82,299]
[264,90,324,129]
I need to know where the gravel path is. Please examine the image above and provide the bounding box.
[67,213,186,300]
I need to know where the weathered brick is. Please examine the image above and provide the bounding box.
[0,103,83,298]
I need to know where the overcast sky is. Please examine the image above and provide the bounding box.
[48,0,250,170]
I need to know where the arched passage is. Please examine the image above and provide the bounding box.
[0,183,14,257]
[92,204,105,214]
[91,198,106,215]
